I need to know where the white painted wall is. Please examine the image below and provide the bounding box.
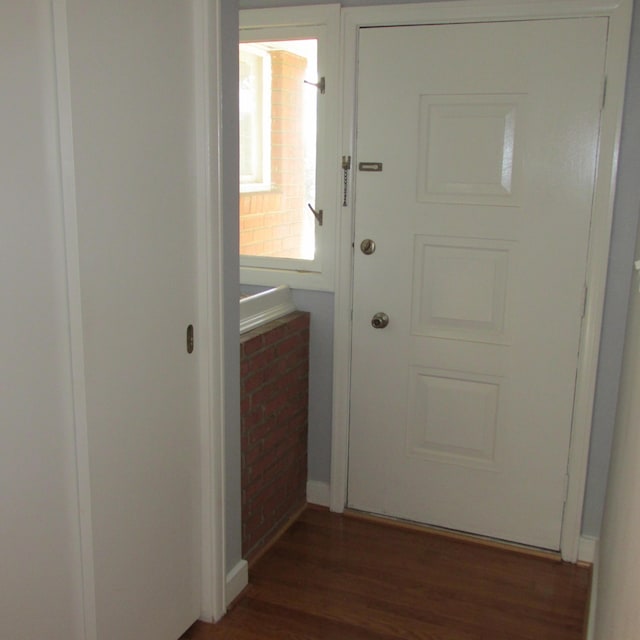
[0,4,84,638]
[593,222,640,638]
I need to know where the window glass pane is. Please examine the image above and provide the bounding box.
[239,39,318,261]
[239,48,269,186]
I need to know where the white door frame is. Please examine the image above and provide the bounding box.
[53,0,227,633]
[330,0,632,563]
[194,0,227,622]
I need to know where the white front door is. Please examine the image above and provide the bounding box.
[348,18,607,550]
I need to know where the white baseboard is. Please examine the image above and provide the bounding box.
[225,559,248,607]
[586,538,600,640]
[307,480,330,507]
[578,535,599,564]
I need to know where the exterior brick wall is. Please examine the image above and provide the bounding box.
[240,50,307,259]
[240,311,310,561]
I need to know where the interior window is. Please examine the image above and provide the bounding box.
[239,6,339,291]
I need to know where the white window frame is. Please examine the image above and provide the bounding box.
[239,5,341,292]
[239,44,272,194]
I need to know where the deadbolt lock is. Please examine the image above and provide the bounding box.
[360,238,376,255]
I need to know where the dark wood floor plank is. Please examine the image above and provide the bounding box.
[253,550,583,639]
[185,508,590,640]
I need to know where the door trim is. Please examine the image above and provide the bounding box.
[330,0,632,562]
[194,0,227,622]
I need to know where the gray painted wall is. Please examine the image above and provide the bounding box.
[232,0,640,545]
[592,205,640,640]
[583,2,640,536]
[222,1,243,571]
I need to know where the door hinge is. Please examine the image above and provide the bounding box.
[581,284,588,319]
[601,75,608,111]
[342,155,352,207]
[563,473,570,504]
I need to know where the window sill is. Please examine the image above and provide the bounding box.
[240,264,334,293]
[240,183,273,195]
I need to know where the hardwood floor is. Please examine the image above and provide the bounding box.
[185,507,591,640]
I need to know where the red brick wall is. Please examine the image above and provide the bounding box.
[240,311,310,560]
[239,50,307,259]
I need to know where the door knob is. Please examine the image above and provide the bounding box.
[371,312,389,329]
